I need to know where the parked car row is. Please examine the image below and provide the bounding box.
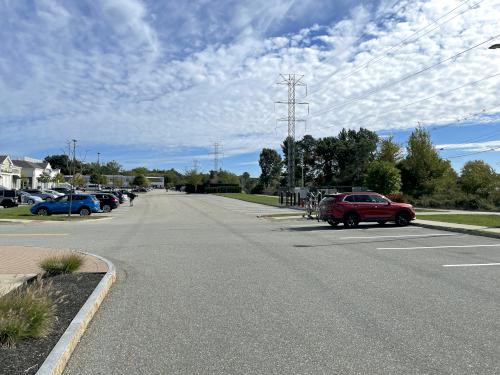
[29,189,138,216]
[318,192,416,228]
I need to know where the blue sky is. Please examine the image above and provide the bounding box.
[1,0,499,177]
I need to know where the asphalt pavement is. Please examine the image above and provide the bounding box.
[1,191,499,374]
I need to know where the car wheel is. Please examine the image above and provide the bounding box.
[395,211,410,226]
[102,204,111,213]
[79,207,91,216]
[327,220,339,227]
[343,213,359,228]
[28,199,34,205]
[377,221,387,225]
[37,207,49,216]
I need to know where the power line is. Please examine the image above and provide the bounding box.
[314,71,500,132]
[275,74,309,191]
[445,146,500,158]
[309,33,500,118]
[308,0,480,98]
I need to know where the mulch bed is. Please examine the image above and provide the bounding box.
[0,273,104,375]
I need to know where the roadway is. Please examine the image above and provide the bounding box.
[1,191,499,374]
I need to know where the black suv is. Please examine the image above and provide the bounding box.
[0,188,18,208]
[93,193,119,212]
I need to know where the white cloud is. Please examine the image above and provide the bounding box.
[1,0,500,165]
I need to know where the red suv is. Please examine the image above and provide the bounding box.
[318,192,415,228]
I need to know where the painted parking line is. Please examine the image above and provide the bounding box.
[443,263,500,267]
[377,244,500,250]
[0,233,68,237]
[340,233,455,240]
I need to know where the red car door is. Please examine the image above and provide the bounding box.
[369,194,393,220]
[353,194,374,220]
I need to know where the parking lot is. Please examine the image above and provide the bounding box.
[1,191,499,374]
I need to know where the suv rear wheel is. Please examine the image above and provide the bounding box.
[395,211,411,226]
[36,207,49,216]
[79,207,91,216]
[102,204,111,213]
[343,213,359,228]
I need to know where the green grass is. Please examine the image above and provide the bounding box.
[417,214,500,228]
[40,253,84,275]
[0,282,56,347]
[215,193,279,206]
[0,206,103,221]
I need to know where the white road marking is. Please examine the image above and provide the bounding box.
[377,244,500,250]
[443,263,500,267]
[341,233,454,240]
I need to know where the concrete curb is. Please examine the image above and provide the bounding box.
[36,252,116,375]
[412,222,500,240]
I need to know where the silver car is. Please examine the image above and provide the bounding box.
[18,191,44,205]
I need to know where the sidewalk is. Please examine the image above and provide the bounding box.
[0,246,108,297]
[413,219,500,239]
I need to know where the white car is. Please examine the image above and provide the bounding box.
[18,191,44,205]
[44,189,65,197]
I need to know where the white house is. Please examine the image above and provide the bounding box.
[0,155,22,189]
[12,157,61,190]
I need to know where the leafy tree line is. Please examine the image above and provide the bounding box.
[257,127,500,210]
[43,154,256,192]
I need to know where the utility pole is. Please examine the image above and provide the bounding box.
[275,74,309,192]
[68,139,77,217]
[210,142,223,172]
[97,152,101,189]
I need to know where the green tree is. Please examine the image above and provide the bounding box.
[164,169,184,188]
[130,167,149,176]
[258,148,282,189]
[315,136,338,186]
[297,135,318,187]
[210,170,240,185]
[399,127,452,197]
[460,160,496,196]
[90,173,108,185]
[51,172,66,184]
[101,161,122,175]
[73,174,85,187]
[184,170,204,192]
[44,154,71,175]
[37,172,52,185]
[335,128,379,186]
[132,175,149,187]
[365,161,402,195]
[378,136,402,163]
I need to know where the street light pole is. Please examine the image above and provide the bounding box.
[97,152,101,189]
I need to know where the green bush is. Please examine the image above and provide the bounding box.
[413,193,496,211]
[0,283,56,347]
[40,253,83,275]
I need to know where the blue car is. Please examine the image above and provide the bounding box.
[30,194,101,216]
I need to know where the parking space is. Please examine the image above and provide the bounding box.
[269,218,500,271]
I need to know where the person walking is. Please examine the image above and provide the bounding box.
[129,192,136,206]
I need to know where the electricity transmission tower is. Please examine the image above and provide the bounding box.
[275,74,309,191]
[210,142,223,171]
